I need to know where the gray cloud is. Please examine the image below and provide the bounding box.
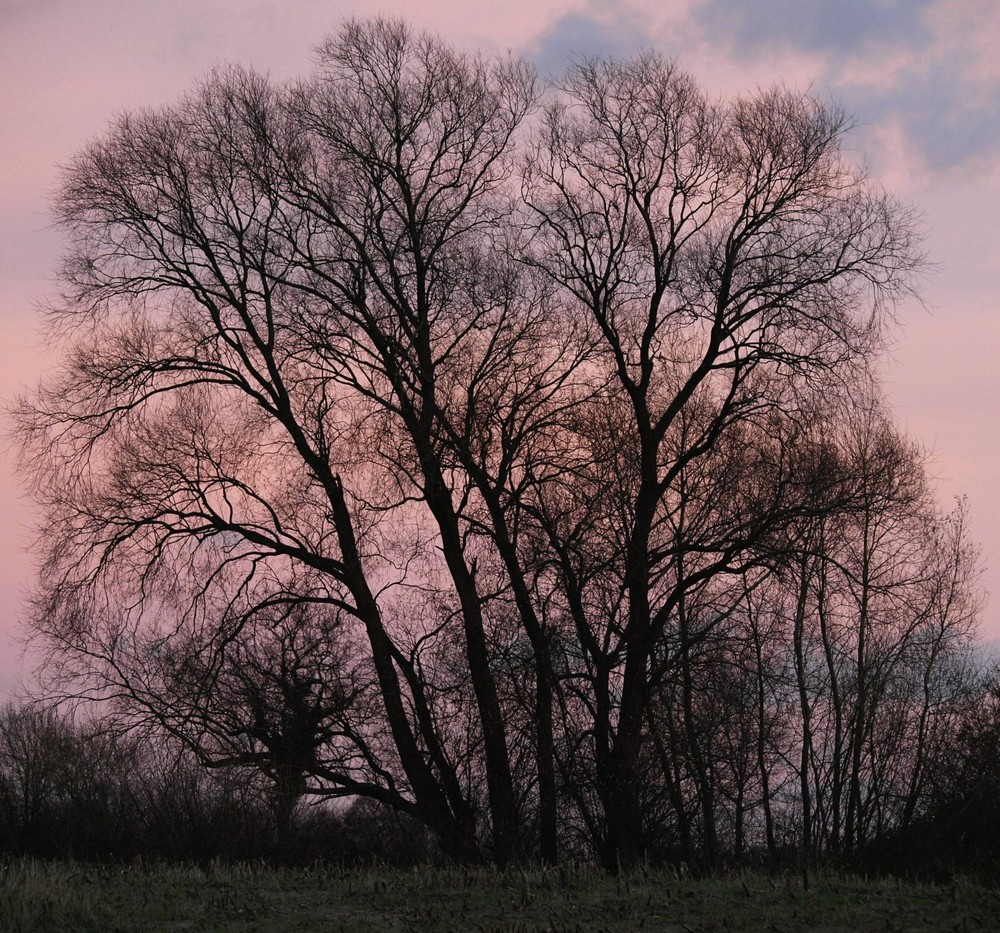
[0,0,61,27]
[845,64,1000,174]
[528,7,661,77]
[691,0,1000,175]
[693,0,933,57]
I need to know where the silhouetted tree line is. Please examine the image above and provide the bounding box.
[13,19,987,872]
[0,702,428,864]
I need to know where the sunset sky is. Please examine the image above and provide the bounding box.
[1,0,998,691]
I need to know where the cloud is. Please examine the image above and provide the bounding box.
[867,70,1000,175]
[0,0,62,28]
[833,38,1000,178]
[693,0,933,58]
[688,0,1000,177]
[527,4,661,77]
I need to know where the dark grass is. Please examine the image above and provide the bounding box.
[2,859,999,931]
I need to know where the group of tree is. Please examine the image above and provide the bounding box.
[0,702,427,863]
[14,19,986,871]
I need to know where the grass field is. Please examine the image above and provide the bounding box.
[1,859,998,931]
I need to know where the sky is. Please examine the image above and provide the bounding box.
[1,0,998,693]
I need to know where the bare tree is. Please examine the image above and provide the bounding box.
[17,21,949,870]
[19,19,539,864]
[521,54,921,868]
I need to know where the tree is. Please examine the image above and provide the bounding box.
[23,18,538,865]
[18,19,938,868]
[132,601,374,839]
[520,54,921,867]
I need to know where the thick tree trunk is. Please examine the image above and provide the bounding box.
[328,475,481,862]
[421,469,522,866]
[477,487,559,864]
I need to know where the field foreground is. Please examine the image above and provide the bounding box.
[1,860,998,932]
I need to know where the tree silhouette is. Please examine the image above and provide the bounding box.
[18,18,978,869]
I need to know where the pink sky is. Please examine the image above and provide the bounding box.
[2,0,998,692]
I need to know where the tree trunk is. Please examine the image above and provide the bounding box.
[793,552,814,868]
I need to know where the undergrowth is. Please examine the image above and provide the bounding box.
[1,859,998,931]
